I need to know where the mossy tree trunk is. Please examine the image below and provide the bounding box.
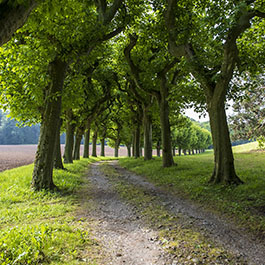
[32,57,67,190]
[63,110,75,164]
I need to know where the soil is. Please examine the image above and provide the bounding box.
[78,161,265,265]
[0,145,128,172]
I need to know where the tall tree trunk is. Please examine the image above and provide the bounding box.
[158,93,174,166]
[178,147,181,156]
[208,99,243,184]
[32,58,67,190]
[54,120,64,169]
[100,138,105,156]
[63,110,75,164]
[92,131,97,157]
[156,141,161,157]
[134,125,140,158]
[114,137,120,158]
[83,121,90,158]
[73,127,83,160]
[143,106,152,160]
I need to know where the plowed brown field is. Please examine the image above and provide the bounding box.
[0,145,127,172]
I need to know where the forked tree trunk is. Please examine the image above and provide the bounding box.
[143,107,152,160]
[100,138,105,156]
[54,121,64,169]
[83,121,90,158]
[158,92,174,166]
[32,58,67,190]
[73,127,83,160]
[92,131,97,157]
[208,100,243,184]
[63,110,75,164]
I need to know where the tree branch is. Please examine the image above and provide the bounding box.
[0,0,40,46]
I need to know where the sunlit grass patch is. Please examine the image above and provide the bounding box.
[119,151,265,238]
[0,158,102,264]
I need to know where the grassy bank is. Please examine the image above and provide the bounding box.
[119,150,265,239]
[0,157,107,265]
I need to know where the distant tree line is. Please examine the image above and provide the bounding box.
[0,110,40,144]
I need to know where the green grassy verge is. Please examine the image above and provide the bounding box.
[0,157,109,265]
[119,151,265,239]
[100,163,246,264]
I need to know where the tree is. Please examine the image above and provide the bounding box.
[229,75,265,148]
[165,0,265,184]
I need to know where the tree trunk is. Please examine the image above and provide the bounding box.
[208,100,243,184]
[73,127,83,160]
[178,147,181,156]
[192,149,195,155]
[156,141,161,157]
[83,121,90,158]
[63,110,75,164]
[92,131,97,157]
[100,138,105,156]
[143,106,152,160]
[32,57,67,190]
[158,75,174,167]
[114,132,121,157]
[134,125,140,158]
[54,120,64,170]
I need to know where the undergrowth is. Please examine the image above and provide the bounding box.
[119,152,265,239]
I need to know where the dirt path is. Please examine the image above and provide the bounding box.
[78,161,265,265]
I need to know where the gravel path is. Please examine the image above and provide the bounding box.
[78,161,174,264]
[78,161,265,265]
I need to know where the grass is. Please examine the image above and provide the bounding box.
[232,141,259,153]
[100,162,247,264]
[0,156,110,265]
[119,145,265,239]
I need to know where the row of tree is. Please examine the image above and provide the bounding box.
[0,0,264,190]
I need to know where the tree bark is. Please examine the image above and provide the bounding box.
[32,57,67,190]
[178,147,181,156]
[134,125,140,158]
[172,147,176,157]
[73,127,83,160]
[92,131,97,157]
[53,120,64,170]
[143,106,152,160]
[114,138,120,157]
[0,0,39,46]
[100,138,105,156]
[63,110,75,164]
[156,141,161,157]
[208,99,243,184]
[83,121,91,158]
